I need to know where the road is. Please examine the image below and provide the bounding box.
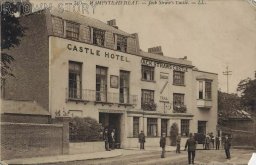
[45,149,253,165]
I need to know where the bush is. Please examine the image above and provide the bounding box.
[69,117,103,142]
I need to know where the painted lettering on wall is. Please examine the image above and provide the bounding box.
[67,44,130,62]
[141,59,187,72]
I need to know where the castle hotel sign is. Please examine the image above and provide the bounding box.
[67,44,130,62]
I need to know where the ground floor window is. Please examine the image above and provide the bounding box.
[181,119,190,137]
[161,119,168,136]
[133,117,139,137]
[198,121,207,134]
[147,118,157,137]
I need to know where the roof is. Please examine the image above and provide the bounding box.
[139,51,193,67]
[228,109,252,120]
[1,99,50,116]
[48,8,132,37]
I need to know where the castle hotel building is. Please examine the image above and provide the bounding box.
[2,9,218,148]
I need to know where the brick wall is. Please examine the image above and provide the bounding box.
[80,25,91,43]
[1,122,67,160]
[3,12,50,111]
[1,114,49,124]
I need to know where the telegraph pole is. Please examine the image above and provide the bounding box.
[223,66,232,93]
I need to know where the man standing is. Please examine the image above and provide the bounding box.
[215,136,220,150]
[184,133,197,165]
[110,129,116,150]
[103,128,110,151]
[138,130,145,150]
[223,135,231,159]
[176,134,181,153]
[160,133,166,158]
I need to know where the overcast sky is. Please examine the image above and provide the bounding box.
[32,0,256,93]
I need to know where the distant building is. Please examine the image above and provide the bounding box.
[2,9,218,148]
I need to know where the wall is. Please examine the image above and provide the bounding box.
[1,114,49,124]
[0,122,67,160]
[3,12,50,111]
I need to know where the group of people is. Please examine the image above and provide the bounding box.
[204,134,221,150]
[103,128,117,151]
[184,133,232,164]
[138,131,232,165]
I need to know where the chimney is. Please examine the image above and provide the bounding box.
[107,19,118,29]
[148,46,163,55]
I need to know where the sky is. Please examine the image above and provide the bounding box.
[30,0,256,93]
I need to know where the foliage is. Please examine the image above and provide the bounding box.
[170,123,179,146]
[217,90,242,126]
[69,117,103,142]
[1,1,27,84]
[173,105,187,113]
[141,102,157,111]
[237,78,256,112]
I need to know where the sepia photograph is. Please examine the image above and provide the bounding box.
[0,0,256,164]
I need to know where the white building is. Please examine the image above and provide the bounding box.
[3,9,218,148]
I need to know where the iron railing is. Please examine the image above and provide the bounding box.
[67,88,138,105]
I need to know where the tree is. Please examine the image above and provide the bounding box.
[170,123,179,146]
[217,90,242,126]
[237,78,256,112]
[1,1,30,85]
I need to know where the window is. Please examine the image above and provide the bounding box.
[117,35,127,52]
[147,118,157,137]
[52,17,63,35]
[133,117,139,137]
[198,121,207,134]
[181,119,190,137]
[96,66,107,102]
[66,21,79,40]
[161,119,168,136]
[69,62,82,99]
[173,71,185,85]
[173,93,184,106]
[141,89,154,104]
[199,81,203,99]
[93,28,105,46]
[120,71,130,103]
[205,81,212,100]
[142,65,154,81]
[197,80,212,100]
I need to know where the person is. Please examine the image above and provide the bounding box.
[215,136,220,150]
[211,135,215,149]
[160,133,166,158]
[205,135,210,150]
[110,129,116,150]
[176,134,181,153]
[138,130,145,150]
[223,135,231,159]
[184,133,197,165]
[103,128,110,151]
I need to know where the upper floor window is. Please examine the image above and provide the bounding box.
[141,89,156,111]
[142,65,154,81]
[117,35,127,52]
[173,93,184,106]
[197,80,212,100]
[96,66,107,102]
[52,17,64,36]
[173,71,185,85]
[93,28,105,46]
[69,61,82,99]
[120,70,130,104]
[205,81,212,100]
[66,21,79,40]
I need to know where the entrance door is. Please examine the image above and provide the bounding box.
[99,113,121,144]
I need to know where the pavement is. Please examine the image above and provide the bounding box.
[1,146,176,165]
[1,147,254,165]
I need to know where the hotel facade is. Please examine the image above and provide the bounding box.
[3,9,218,148]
